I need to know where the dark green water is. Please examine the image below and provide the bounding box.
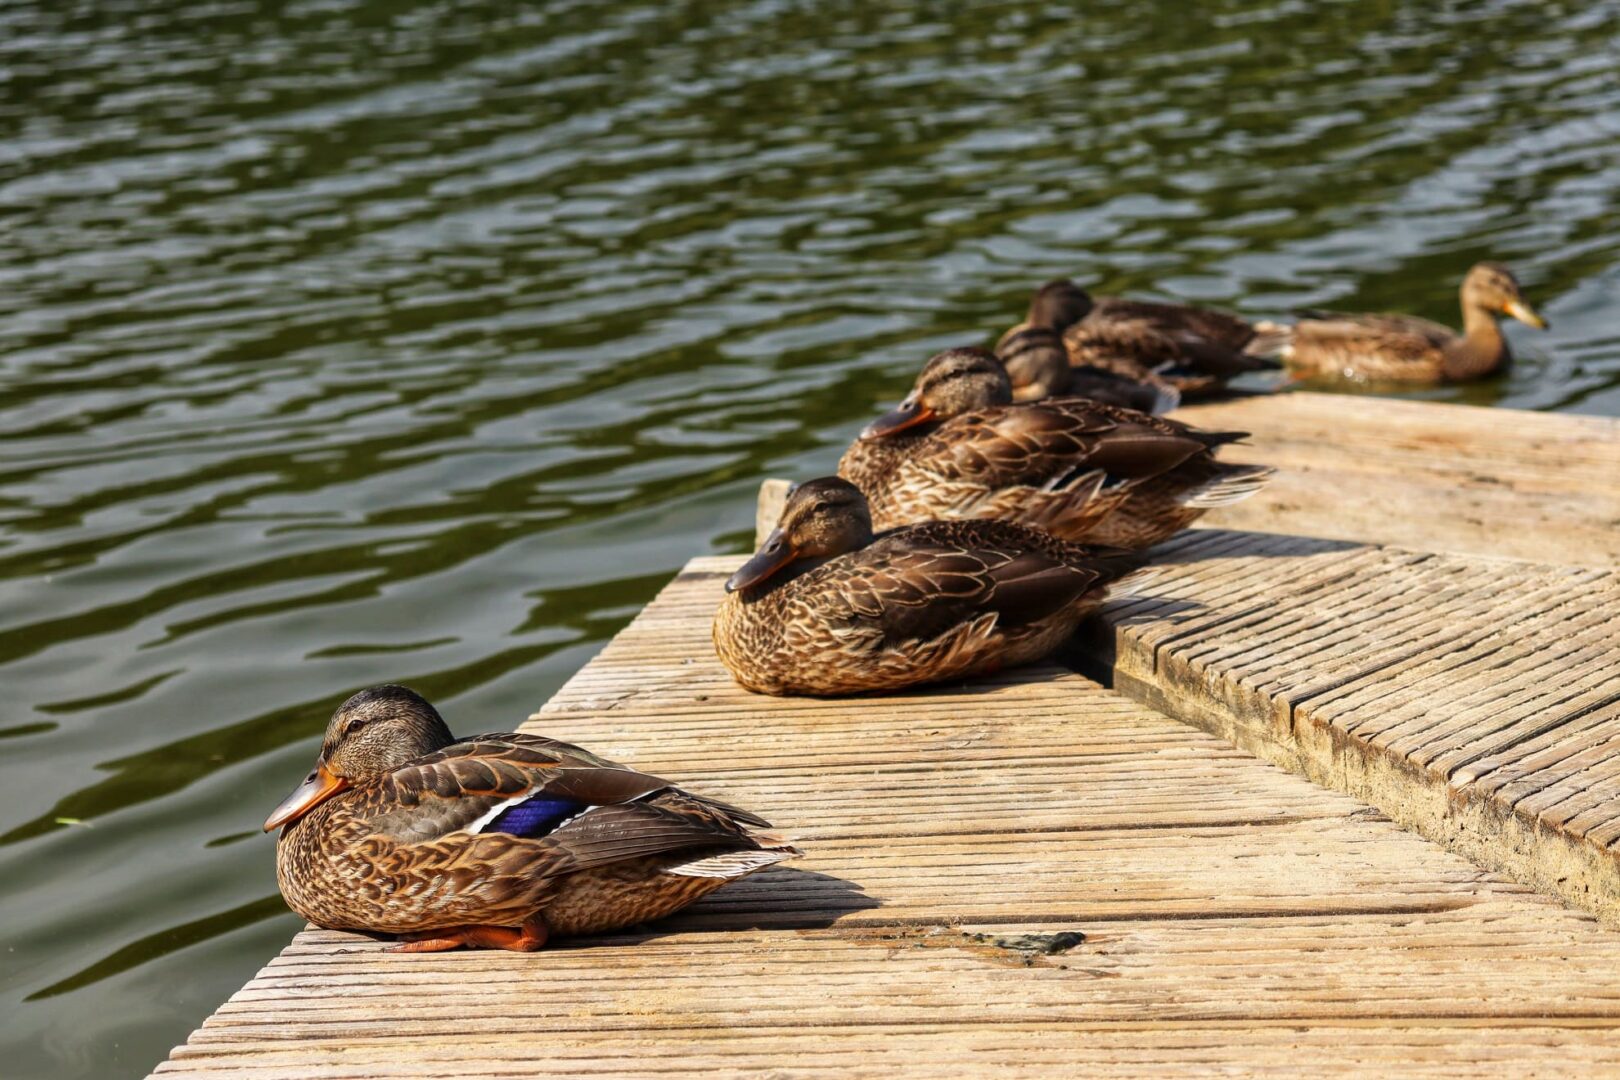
[1,0,1617,1074]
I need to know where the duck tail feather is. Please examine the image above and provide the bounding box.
[1105,564,1163,602]
[665,846,800,879]
[1061,545,1149,583]
[1192,429,1250,449]
[1245,324,1294,363]
[1180,464,1276,508]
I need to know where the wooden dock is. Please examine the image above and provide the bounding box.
[155,393,1620,1077]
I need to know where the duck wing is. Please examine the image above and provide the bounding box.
[1095,298,1256,350]
[867,400,1240,539]
[367,734,769,854]
[916,400,1212,488]
[1294,309,1455,344]
[1286,311,1455,376]
[1070,298,1277,381]
[806,520,1128,652]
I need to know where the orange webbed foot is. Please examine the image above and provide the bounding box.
[387,916,549,954]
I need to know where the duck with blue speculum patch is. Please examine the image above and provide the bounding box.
[265,684,798,952]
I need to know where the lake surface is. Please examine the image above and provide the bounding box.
[1,0,1617,1074]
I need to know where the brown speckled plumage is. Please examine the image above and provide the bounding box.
[1278,262,1548,383]
[1063,295,1285,398]
[995,281,1181,410]
[270,686,797,950]
[995,321,1177,412]
[838,348,1272,548]
[713,479,1140,696]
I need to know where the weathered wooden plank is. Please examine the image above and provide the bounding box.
[1174,392,1620,568]
[154,1017,1620,1080]
[755,393,1620,568]
[1093,529,1620,929]
[158,555,1620,1078]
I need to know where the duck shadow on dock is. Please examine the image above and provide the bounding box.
[313,869,878,956]
[1146,528,1364,565]
[601,867,881,942]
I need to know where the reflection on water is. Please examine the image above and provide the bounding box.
[1,0,1617,1073]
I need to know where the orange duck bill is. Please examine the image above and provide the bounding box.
[264,764,351,831]
[860,397,936,439]
[1503,299,1548,330]
[727,528,799,592]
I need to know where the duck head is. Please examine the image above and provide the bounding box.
[861,348,1012,439]
[263,684,454,831]
[1027,278,1093,332]
[1462,262,1547,330]
[726,477,873,592]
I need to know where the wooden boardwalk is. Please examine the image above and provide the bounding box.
[159,561,1620,1078]
[1091,529,1620,927]
[1174,392,1620,568]
[155,393,1620,1077]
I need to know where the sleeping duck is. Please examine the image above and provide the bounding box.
[995,281,1179,413]
[713,477,1138,696]
[266,685,797,952]
[838,348,1272,548]
[1010,279,1286,398]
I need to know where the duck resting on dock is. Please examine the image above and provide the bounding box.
[838,347,1274,549]
[265,684,797,952]
[713,477,1140,696]
[998,278,1285,401]
[995,281,1178,412]
[1270,262,1548,383]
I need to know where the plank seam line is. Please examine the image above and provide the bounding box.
[176,1009,1620,1042]
[163,1013,1620,1064]
[800,815,1328,841]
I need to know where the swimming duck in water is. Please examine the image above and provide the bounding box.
[837,348,1273,548]
[713,477,1139,696]
[995,282,1180,413]
[1272,262,1548,383]
[266,684,797,952]
[1025,279,1286,398]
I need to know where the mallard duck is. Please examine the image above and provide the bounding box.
[1015,279,1285,398]
[265,684,798,952]
[1273,262,1548,383]
[837,348,1272,547]
[713,477,1138,696]
[995,282,1179,413]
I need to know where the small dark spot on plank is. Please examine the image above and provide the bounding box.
[966,930,1088,963]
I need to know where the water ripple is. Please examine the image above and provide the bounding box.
[1,0,1618,1075]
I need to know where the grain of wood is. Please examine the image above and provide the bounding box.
[1174,392,1620,568]
[158,554,1620,1078]
[1094,528,1620,930]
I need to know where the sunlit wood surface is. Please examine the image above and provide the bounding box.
[157,549,1620,1077]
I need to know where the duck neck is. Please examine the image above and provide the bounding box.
[1443,302,1506,380]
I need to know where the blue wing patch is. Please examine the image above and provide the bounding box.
[483,796,584,838]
